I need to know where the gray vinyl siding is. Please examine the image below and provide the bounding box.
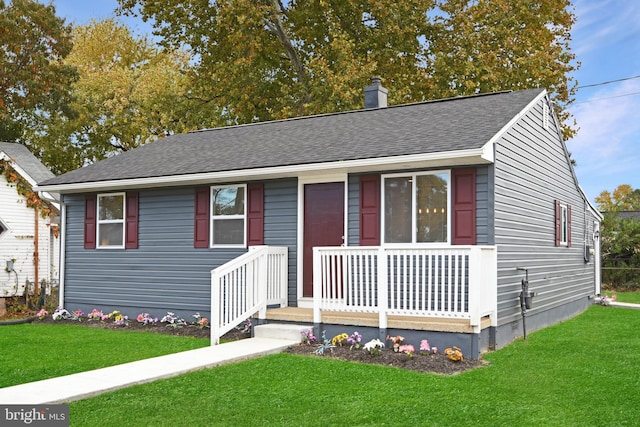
[263,179,298,306]
[475,166,490,245]
[493,96,596,332]
[347,175,360,246]
[62,179,299,318]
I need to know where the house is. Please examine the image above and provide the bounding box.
[616,211,640,220]
[0,142,60,314]
[36,83,602,357]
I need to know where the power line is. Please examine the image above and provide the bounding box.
[577,74,640,89]
[574,90,640,105]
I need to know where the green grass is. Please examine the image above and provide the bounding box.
[0,323,209,387]
[605,290,640,304]
[69,306,640,426]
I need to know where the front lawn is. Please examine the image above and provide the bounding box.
[69,306,640,426]
[0,323,209,388]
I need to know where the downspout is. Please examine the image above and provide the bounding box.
[38,192,65,308]
[34,206,39,297]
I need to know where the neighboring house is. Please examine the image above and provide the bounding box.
[0,142,60,305]
[617,211,640,220]
[36,84,601,357]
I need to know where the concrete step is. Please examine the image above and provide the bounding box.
[254,323,312,342]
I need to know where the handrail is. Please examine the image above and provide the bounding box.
[210,246,288,344]
[313,246,497,333]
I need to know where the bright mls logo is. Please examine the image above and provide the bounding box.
[1,405,69,426]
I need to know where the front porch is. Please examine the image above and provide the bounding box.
[265,307,493,334]
[210,244,498,355]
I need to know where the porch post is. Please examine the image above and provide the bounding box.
[210,270,221,345]
[257,251,267,320]
[377,247,388,341]
[468,247,481,332]
[313,247,322,335]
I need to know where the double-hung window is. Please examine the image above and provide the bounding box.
[97,193,125,248]
[560,204,569,246]
[211,185,246,246]
[554,200,571,247]
[383,172,450,244]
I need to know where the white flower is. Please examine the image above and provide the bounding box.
[363,338,385,351]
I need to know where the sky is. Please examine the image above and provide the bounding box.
[49,0,640,205]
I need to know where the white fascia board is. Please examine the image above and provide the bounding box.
[1,151,60,211]
[480,89,548,158]
[35,148,493,194]
[0,151,38,187]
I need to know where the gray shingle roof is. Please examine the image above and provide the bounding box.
[39,88,544,187]
[0,142,55,183]
[617,211,640,220]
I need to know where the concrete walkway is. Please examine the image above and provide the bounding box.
[610,301,640,310]
[0,337,298,404]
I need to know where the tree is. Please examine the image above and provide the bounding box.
[118,0,436,125]
[595,185,640,290]
[0,0,76,142]
[117,0,578,133]
[26,19,198,174]
[428,0,578,140]
[595,184,640,212]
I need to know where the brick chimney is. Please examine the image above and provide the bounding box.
[364,76,388,109]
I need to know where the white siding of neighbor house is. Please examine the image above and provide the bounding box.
[492,95,597,346]
[0,174,58,296]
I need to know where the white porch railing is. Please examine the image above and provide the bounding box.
[210,246,288,344]
[313,246,497,333]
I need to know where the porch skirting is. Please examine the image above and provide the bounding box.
[265,307,492,334]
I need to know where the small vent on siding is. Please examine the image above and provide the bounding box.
[543,103,550,130]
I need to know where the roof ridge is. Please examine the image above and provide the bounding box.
[189,89,526,135]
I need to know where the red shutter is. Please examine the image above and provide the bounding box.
[555,200,561,246]
[452,168,476,245]
[194,187,210,248]
[247,183,264,246]
[84,194,97,249]
[567,204,572,247]
[359,175,380,246]
[125,192,139,249]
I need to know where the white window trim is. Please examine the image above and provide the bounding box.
[0,217,9,242]
[381,170,451,246]
[210,184,247,248]
[97,192,126,249]
[560,203,568,246]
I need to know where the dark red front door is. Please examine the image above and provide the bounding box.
[303,182,345,297]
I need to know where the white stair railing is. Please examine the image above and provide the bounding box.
[211,246,288,344]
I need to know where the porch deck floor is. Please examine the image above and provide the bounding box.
[265,307,491,334]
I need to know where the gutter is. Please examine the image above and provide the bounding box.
[34,148,493,194]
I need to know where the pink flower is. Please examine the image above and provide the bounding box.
[398,344,415,355]
[432,347,438,354]
[420,339,431,352]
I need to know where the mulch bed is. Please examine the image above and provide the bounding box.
[3,314,249,341]
[284,343,487,375]
[3,313,487,374]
